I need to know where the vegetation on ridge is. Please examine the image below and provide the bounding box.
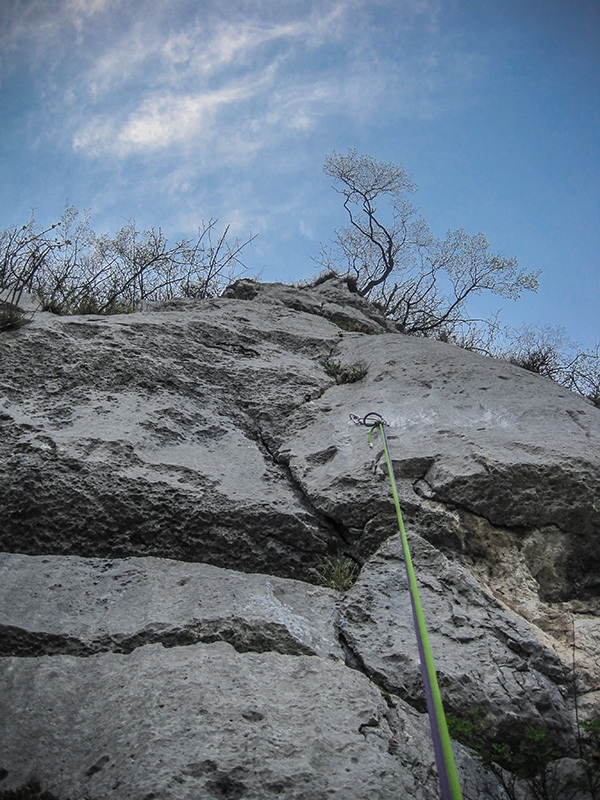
[318,149,600,407]
[1,151,598,405]
[0,205,254,321]
[319,148,540,336]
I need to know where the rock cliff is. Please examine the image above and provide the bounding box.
[1,276,599,799]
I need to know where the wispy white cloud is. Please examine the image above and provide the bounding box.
[62,0,486,190]
[67,2,364,159]
[65,0,117,39]
[65,0,115,15]
[2,0,488,246]
[0,0,121,77]
[117,82,262,152]
[76,3,350,100]
[83,21,156,99]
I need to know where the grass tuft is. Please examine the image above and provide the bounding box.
[310,556,359,591]
[323,358,368,384]
[0,303,28,333]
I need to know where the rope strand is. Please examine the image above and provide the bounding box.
[351,412,463,800]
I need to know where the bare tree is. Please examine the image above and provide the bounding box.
[566,344,600,407]
[0,215,63,307]
[0,205,255,315]
[321,149,540,336]
[494,325,600,408]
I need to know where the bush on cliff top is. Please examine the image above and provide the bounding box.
[0,205,255,316]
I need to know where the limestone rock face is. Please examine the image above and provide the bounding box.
[0,295,343,579]
[2,642,501,800]
[338,535,572,747]
[1,277,599,798]
[0,554,343,659]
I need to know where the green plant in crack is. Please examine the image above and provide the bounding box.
[0,303,28,333]
[448,708,600,800]
[446,707,486,750]
[323,358,368,384]
[574,718,600,799]
[310,556,359,591]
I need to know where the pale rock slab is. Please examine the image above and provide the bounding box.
[0,642,500,800]
[0,299,347,579]
[338,534,574,747]
[278,329,600,597]
[0,553,342,660]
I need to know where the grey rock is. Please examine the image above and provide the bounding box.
[223,276,398,334]
[1,276,599,798]
[270,319,600,715]
[0,641,492,800]
[338,534,574,747]
[0,298,348,579]
[278,329,600,598]
[0,553,342,659]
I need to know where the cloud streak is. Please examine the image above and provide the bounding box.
[2,0,482,171]
[65,2,367,160]
[75,77,271,156]
[63,0,474,164]
[75,3,351,99]
[1,0,487,246]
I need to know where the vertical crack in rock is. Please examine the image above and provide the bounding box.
[0,300,351,584]
[336,626,403,699]
[255,425,360,556]
[335,622,436,772]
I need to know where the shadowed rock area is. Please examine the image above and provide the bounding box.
[1,276,599,798]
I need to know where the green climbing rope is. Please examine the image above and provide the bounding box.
[352,412,463,800]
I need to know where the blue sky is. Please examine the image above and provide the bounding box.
[1,0,598,348]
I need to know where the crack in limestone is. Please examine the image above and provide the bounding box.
[336,625,430,761]
[335,625,424,710]
[255,426,357,553]
[0,620,318,659]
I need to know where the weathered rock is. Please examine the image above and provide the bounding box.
[1,276,599,798]
[273,322,600,714]
[223,276,398,334]
[0,553,342,659]
[0,299,349,580]
[277,329,600,598]
[338,534,574,747]
[1,642,501,800]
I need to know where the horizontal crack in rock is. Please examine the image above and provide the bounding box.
[0,620,318,659]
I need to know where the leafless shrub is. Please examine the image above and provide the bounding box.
[465,323,600,408]
[0,205,255,316]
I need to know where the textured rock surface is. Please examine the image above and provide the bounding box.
[0,554,343,659]
[278,329,600,597]
[1,277,599,798]
[1,642,503,800]
[0,295,345,580]
[222,275,397,334]
[338,535,572,747]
